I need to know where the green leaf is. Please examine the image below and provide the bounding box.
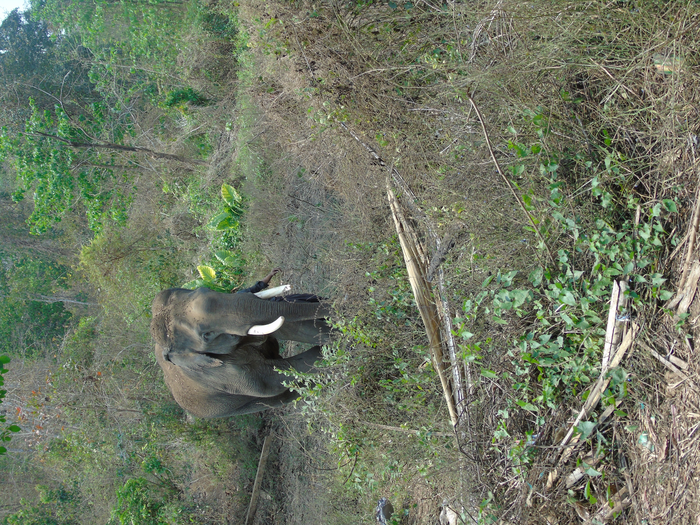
[207,211,231,229]
[662,199,677,213]
[559,290,576,306]
[182,279,205,290]
[8,425,20,432]
[216,217,238,231]
[480,369,498,379]
[650,273,666,286]
[516,400,538,412]
[221,183,241,207]
[214,250,230,264]
[658,290,673,301]
[576,421,596,440]
[584,465,602,477]
[528,268,543,287]
[0,356,9,364]
[197,266,216,282]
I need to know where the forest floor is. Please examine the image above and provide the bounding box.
[225,1,700,524]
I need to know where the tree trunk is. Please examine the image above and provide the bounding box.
[33,131,208,166]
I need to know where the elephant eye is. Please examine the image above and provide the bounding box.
[201,331,215,342]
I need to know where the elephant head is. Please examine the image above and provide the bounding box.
[151,286,330,357]
[150,286,329,417]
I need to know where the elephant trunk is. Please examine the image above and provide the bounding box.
[249,295,329,323]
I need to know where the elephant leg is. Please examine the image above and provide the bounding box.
[284,345,324,374]
[225,347,323,399]
[273,319,332,345]
[199,390,300,418]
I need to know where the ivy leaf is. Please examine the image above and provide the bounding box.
[583,463,602,477]
[528,268,543,287]
[516,400,538,412]
[559,290,576,306]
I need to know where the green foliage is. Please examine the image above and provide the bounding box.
[0,256,72,357]
[1,101,131,234]
[2,483,81,524]
[79,226,182,322]
[0,356,21,456]
[63,317,99,368]
[457,107,678,474]
[163,87,210,108]
[291,238,450,512]
[111,477,180,525]
[34,0,193,102]
[182,183,247,291]
[200,10,238,40]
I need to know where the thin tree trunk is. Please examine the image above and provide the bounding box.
[0,293,97,306]
[32,131,208,166]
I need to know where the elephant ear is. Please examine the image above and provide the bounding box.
[168,350,223,372]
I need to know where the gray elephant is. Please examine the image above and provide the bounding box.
[150,286,330,417]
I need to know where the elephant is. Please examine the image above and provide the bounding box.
[150,286,331,417]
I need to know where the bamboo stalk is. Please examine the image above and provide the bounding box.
[387,184,459,429]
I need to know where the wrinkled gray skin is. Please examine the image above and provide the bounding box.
[151,287,330,417]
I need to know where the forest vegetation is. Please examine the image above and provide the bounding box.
[1,0,699,524]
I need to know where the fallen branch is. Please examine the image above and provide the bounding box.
[678,186,700,291]
[360,421,452,438]
[668,261,700,315]
[639,340,694,388]
[245,435,273,525]
[602,280,628,372]
[32,131,209,166]
[466,93,555,265]
[585,487,630,524]
[387,183,460,429]
[341,122,469,409]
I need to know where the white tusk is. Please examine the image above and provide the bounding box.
[254,284,291,299]
[248,316,285,335]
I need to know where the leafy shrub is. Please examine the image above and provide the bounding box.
[163,88,210,108]
[63,316,99,368]
[183,183,247,291]
[110,478,178,525]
